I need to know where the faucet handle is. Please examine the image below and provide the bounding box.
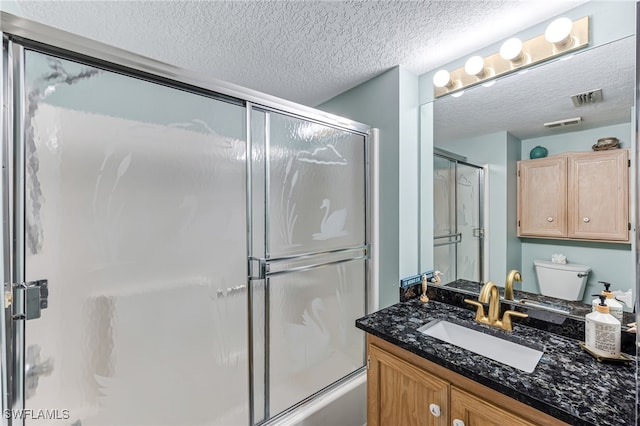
[500,310,528,331]
[464,299,488,322]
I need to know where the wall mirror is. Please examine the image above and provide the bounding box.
[423,34,636,318]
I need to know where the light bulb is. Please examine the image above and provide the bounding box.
[500,38,523,62]
[432,69,452,88]
[464,56,485,77]
[545,17,573,47]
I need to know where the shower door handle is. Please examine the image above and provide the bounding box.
[12,279,49,321]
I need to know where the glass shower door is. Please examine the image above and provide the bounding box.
[14,48,249,425]
[433,154,484,284]
[249,108,367,423]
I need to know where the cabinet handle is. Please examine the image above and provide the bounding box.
[453,420,465,426]
[429,403,441,417]
[583,217,590,223]
[547,217,553,222]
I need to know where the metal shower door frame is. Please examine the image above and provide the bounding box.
[434,151,485,283]
[1,11,372,426]
[246,104,371,425]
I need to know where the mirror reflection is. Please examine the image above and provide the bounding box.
[429,35,636,317]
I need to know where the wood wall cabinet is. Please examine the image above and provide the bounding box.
[517,149,629,242]
[367,334,568,426]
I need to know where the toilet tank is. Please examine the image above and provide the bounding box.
[533,260,591,301]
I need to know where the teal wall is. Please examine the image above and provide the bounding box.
[520,122,635,305]
[319,67,402,309]
[418,1,637,307]
[398,68,420,281]
[435,122,636,307]
[418,1,637,104]
[320,66,420,308]
[419,103,434,274]
[0,0,21,15]
[506,132,522,277]
[434,131,519,283]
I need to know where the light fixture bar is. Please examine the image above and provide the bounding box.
[434,16,589,98]
[543,117,582,128]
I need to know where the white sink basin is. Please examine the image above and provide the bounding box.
[417,319,543,373]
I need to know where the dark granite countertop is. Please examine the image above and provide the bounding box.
[356,299,636,426]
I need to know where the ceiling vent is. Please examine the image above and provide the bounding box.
[571,89,603,107]
[543,117,583,128]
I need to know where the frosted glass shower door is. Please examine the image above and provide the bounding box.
[433,156,457,284]
[249,109,367,422]
[433,154,484,284]
[17,50,248,425]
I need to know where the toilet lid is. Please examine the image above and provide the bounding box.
[533,259,591,272]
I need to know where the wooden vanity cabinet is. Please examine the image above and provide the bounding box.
[517,149,629,242]
[451,387,538,426]
[368,342,449,426]
[367,334,568,426]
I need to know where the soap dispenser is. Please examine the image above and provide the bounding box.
[591,281,624,323]
[585,295,621,358]
[419,274,429,303]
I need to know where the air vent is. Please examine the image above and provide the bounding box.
[543,117,582,128]
[571,89,603,107]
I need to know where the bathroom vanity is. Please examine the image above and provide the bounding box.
[356,297,635,426]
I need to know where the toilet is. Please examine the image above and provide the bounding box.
[533,260,591,301]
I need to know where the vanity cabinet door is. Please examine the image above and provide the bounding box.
[368,344,449,426]
[517,156,567,238]
[451,387,538,426]
[567,149,629,241]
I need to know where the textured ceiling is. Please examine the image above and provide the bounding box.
[13,0,586,106]
[434,35,635,142]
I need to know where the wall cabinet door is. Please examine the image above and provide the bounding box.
[367,344,449,426]
[567,150,629,241]
[517,150,629,242]
[451,387,538,426]
[517,156,567,238]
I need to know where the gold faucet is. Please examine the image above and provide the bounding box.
[464,281,528,331]
[504,270,522,301]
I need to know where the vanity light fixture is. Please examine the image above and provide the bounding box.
[433,16,589,98]
[464,55,486,77]
[432,69,454,89]
[500,38,524,63]
[545,17,574,49]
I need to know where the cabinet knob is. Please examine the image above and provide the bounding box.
[547,217,553,222]
[429,403,441,417]
[583,217,590,223]
[453,420,465,426]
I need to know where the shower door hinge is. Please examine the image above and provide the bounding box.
[12,279,48,321]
